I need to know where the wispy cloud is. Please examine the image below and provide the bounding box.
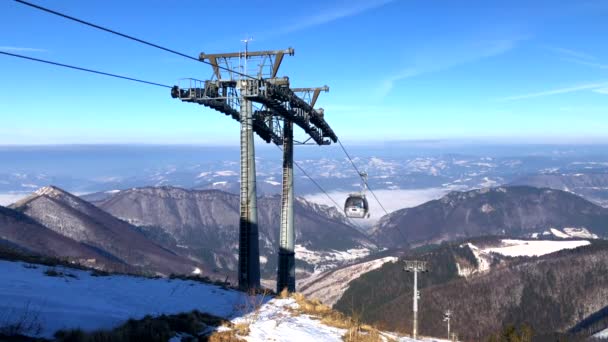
[258,0,395,39]
[378,37,524,97]
[0,46,47,53]
[547,46,608,69]
[565,58,608,70]
[498,81,608,101]
[594,88,608,94]
[546,46,596,61]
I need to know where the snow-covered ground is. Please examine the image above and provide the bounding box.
[0,259,445,341]
[595,327,608,339]
[299,256,398,307]
[0,260,246,338]
[233,298,447,342]
[295,245,372,273]
[459,239,591,276]
[484,239,590,257]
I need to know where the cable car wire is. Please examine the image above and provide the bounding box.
[0,51,172,88]
[337,139,390,215]
[14,0,259,82]
[336,139,412,243]
[275,145,368,234]
[13,0,403,241]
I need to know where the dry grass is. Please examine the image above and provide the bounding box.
[207,330,246,342]
[288,292,387,342]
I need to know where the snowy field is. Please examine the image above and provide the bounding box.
[0,259,444,341]
[459,239,591,277]
[483,239,590,257]
[0,259,247,338]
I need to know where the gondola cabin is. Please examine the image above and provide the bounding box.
[344,194,369,218]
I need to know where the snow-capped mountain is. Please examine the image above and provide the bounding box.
[0,205,124,270]
[93,186,377,280]
[9,186,202,276]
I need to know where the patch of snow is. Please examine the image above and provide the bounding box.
[464,243,491,273]
[299,257,398,306]
[215,170,237,177]
[563,227,599,239]
[550,228,570,239]
[264,180,280,186]
[234,298,344,342]
[480,203,494,213]
[295,245,371,272]
[212,181,228,186]
[594,327,608,339]
[484,239,590,257]
[232,298,441,342]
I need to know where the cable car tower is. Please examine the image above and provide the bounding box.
[171,43,337,292]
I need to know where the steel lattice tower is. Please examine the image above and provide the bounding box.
[171,45,336,291]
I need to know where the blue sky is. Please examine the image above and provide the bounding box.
[0,0,607,145]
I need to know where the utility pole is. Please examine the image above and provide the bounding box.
[443,310,452,339]
[403,260,428,339]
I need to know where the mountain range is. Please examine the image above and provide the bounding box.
[334,238,608,339]
[92,186,377,280]
[372,186,608,249]
[7,186,202,276]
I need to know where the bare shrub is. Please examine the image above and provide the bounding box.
[0,301,43,337]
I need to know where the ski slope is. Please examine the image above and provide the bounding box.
[0,259,443,341]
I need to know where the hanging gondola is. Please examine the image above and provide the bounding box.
[344,171,371,218]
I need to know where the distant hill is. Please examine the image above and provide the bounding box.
[371,186,608,248]
[335,238,608,339]
[93,186,377,279]
[510,173,608,207]
[9,186,202,276]
[0,205,125,270]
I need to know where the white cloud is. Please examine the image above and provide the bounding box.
[378,37,523,97]
[0,46,47,53]
[498,81,608,101]
[546,46,596,61]
[594,88,608,94]
[547,46,608,69]
[0,193,28,206]
[259,0,395,38]
[564,58,608,70]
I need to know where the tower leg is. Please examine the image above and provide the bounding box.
[238,80,260,290]
[277,121,295,293]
